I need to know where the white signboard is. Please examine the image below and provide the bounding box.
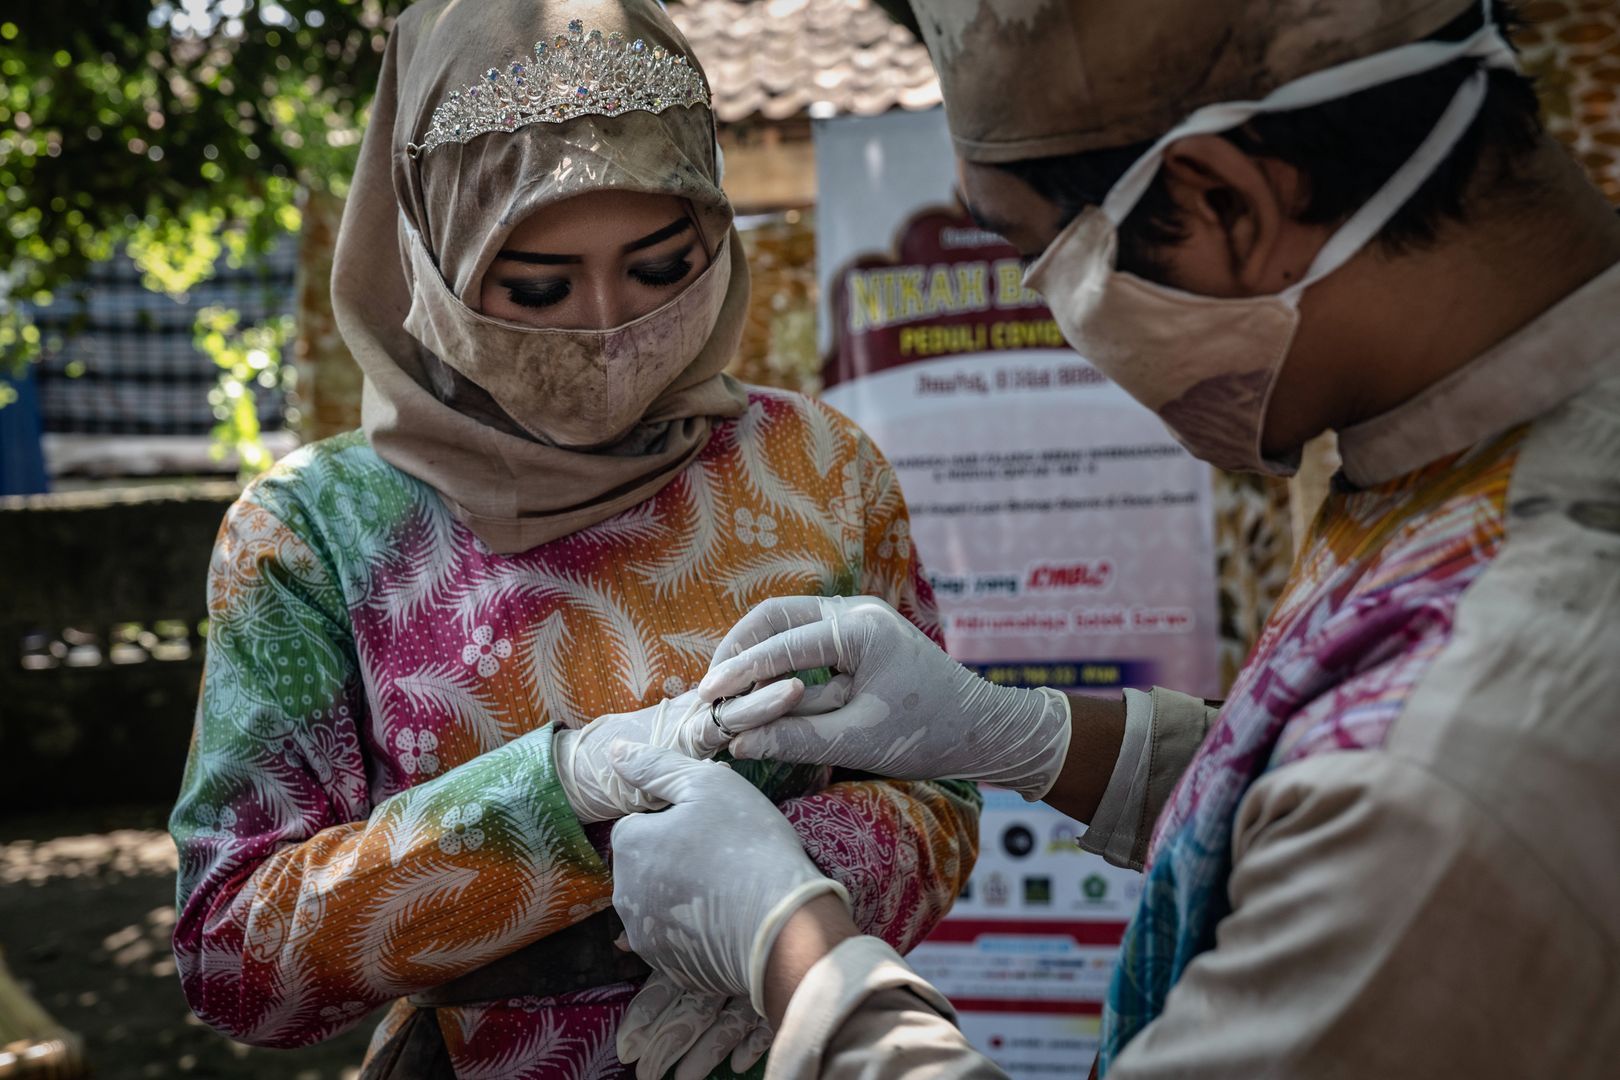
[814,108,1221,1074]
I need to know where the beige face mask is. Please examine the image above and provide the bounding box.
[1025,18,1517,475]
[402,223,732,450]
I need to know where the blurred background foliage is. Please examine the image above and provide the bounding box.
[0,0,404,442]
[0,0,914,463]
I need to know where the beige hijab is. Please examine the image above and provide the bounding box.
[334,0,748,554]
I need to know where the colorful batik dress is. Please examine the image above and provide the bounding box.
[171,388,981,1077]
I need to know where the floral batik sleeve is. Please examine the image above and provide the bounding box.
[780,431,981,952]
[170,500,612,1048]
[781,774,980,951]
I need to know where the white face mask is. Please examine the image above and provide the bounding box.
[1024,17,1518,476]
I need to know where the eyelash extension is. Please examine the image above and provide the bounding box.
[630,246,695,288]
[630,259,693,288]
[498,244,696,309]
[502,281,570,309]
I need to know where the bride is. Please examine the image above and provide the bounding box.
[168,1,979,1077]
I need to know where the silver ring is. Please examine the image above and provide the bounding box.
[710,696,738,739]
[709,681,758,740]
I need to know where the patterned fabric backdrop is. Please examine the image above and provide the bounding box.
[1517,0,1620,204]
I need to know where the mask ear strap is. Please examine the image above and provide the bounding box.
[1099,22,1518,228]
[1284,64,1490,298]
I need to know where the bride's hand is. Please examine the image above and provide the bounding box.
[617,972,771,1080]
[552,682,804,824]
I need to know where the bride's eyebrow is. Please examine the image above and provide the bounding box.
[493,218,691,265]
[494,249,580,266]
[623,217,692,253]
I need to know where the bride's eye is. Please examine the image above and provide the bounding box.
[501,279,571,309]
[630,245,695,288]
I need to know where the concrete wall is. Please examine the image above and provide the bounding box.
[0,485,236,811]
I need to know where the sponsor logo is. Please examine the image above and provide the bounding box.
[1082,874,1109,902]
[985,872,1010,907]
[1002,824,1036,859]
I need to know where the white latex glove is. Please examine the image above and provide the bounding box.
[617,971,771,1080]
[608,741,850,1014]
[699,595,1072,801]
[553,682,804,823]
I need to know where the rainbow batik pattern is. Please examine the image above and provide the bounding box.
[171,388,981,1077]
[1101,430,1523,1073]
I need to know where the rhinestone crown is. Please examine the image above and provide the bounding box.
[407,20,710,157]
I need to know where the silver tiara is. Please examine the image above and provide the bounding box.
[406,20,710,157]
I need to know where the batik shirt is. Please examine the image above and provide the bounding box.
[170,388,981,1076]
[756,262,1620,1080]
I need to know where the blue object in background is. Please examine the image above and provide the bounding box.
[0,367,50,495]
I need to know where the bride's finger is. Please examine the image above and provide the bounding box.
[707,677,805,736]
[793,674,852,716]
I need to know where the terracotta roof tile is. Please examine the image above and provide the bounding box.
[671,0,941,123]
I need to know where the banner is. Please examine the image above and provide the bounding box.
[814,108,1221,1074]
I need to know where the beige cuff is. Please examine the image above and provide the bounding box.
[1078,686,1218,870]
[748,878,853,1017]
[1077,689,1152,869]
[769,936,956,1080]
